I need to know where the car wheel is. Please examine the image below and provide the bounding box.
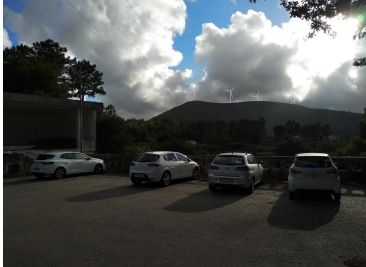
[209,184,218,192]
[94,164,104,175]
[334,193,341,202]
[247,178,255,194]
[289,191,295,200]
[192,167,200,180]
[54,167,66,179]
[35,174,44,179]
[160,171,171,186]
[131,177,141,186]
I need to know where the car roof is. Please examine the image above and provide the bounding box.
[143,151,180,155]
[38,151,83,155]
[296,153,329,157]
[217,152,249,157]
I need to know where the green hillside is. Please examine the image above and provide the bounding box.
[152,101,363,137]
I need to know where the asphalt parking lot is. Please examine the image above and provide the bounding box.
[4,175,366,267]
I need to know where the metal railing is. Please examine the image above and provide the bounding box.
[3,152,366,180]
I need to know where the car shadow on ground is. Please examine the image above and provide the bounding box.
[164,186,249,213]
[65,183,159,202]
[267,191,340,231]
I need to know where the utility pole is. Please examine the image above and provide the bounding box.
[79,93,84,152]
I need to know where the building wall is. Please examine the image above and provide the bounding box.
[4,93,103,152]
[4,106,76,147]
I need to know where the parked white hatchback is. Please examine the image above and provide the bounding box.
[31,152,105,179]
[208,152,264,193]
[288,153,341,201]
[129,151,200,186]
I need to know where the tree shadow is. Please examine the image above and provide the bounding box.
[3,176,54,187]
[267,191,340,231]
[164,187,248,213]
[4,173,106,187]
[65,183,158,202]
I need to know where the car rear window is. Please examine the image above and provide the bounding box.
[294,156,332,168]
[36,154,55,160]
[213,156,244,165]
[135,154,160,162]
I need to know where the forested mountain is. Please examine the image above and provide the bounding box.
[152,101,363,137]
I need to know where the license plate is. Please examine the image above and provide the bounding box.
[134,173,145,178]
[32,168,40,171]
[220,178,232,183]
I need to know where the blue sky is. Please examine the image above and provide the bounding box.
[3,0,365,117]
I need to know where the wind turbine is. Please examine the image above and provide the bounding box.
[190,88,196,101]
[250,90,260,101]
[224,87,235,103]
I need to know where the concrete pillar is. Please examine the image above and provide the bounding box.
[76,108,81,150]
[91,110,97,152]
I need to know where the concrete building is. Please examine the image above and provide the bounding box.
[4,92,103,152]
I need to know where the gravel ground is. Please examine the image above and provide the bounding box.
[4,175,366,267]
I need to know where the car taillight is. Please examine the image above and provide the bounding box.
[130,162,135,166]
[209,165,219,170]
[148,163,160,167]
[290,168,301,175]
[236,166,250,171]
[326,168,338,174]
[42,162,54,165]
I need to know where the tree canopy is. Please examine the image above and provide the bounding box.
[3,39,106,97]
[67,59,105,100]
[250,0,366,66]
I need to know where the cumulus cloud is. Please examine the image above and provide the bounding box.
[194,10,366,113]
[4,0,192,118]
[3,28,12,48]
[4,4,366,117]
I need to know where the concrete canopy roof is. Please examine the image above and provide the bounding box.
[4,92,104,110]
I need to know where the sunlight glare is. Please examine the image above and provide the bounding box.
[286,17,359,101]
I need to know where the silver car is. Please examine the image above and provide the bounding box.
[288,153,341,201]
[129,151,200,186]
[31,152,105,179]
[208,152,264,193]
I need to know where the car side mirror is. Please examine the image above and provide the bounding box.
[86,157,91,160]
[186,158,191,163]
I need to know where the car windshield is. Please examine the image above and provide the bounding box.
[294,156,332,168]
[36,154,55,160]
[213,155,244,165]
[135,154,160,162]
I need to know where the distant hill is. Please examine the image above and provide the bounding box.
[152,101,363,137]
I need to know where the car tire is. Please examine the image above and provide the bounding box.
[94,164,104,175]
[192,167,200,180]
[334,192,341,202]
[54,167,66,179]
[209,184,218,192]
[35,174,45,179]
[247,178,255,194]
[131,177,141,186]
[160,171,171,187]
[289,191,295,200]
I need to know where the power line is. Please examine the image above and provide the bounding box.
[64,0,127,62]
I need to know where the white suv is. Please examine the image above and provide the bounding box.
[288,153,341,201]
[208,152,263,193]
